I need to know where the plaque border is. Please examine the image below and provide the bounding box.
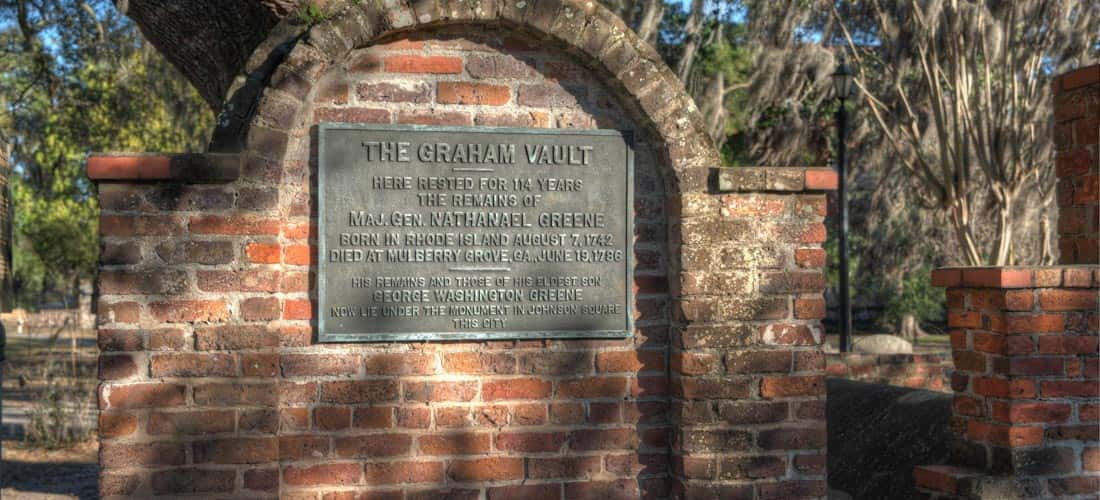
[317,123,635,343]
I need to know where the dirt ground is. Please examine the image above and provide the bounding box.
[2,324,99,499]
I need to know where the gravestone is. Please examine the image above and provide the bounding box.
[89,2,837,498]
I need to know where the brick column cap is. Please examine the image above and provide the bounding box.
[931,265,1100,288]
[715,166,837,193]
[1053,63,1100,93]
[87,153,240,183]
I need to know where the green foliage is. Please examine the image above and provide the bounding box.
[883,264,945,327]
[0,1,211,308]
[298,3,333,24]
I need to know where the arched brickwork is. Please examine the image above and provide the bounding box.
[90,2,834,498]
[225,0,721,185]
[237,3,711,496]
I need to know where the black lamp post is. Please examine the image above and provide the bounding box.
[832,57,854,353]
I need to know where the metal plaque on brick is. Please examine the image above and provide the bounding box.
[318,124,633,342]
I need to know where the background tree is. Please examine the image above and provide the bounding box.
[835,0,1095,266]
[734,0,1096,330]
[0,0,211,308]
[7,0,1093,331]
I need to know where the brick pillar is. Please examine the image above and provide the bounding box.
[1054,64,1099,264]
[915,266,1099,498]
[671,167,836,499]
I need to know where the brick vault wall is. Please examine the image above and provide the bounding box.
[274,27,675,499]
[91,11,836,499]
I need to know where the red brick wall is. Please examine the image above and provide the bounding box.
[916,267,1099,498]
[672,168,833,499]
[91,5,835,498]
[826,352,950,392]
[280,27,675,499]
[1054,65,1099,264]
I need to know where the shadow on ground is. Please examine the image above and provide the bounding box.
[827,378,952,500]
[1,459,97,500]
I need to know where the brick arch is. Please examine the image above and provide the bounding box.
[232,4,715,498]
[84,4,837,493]
[234,0,719,194]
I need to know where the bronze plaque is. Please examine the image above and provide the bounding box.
[318,124,633,342]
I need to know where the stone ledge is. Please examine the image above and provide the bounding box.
[931,265,1100,288]
[87,154,240,183]
[714,167,837,193]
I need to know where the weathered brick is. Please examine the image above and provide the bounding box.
[384,55,463,73]
[365,460,445,484]
[282,354,359,377]
[334,433,412,458]
[1039,289,1098,311]
[760,375,825,398]
[284,299,313,320]
[443,352,516,374]
[193,437,278,464]
[757,426,827,450]
[155,240,234,265]
[556,377,628,398]
[365,353,436,375]
[149,300,228,323]
[189,215,280,235]
[148,410,235,435]
[419,433,492,455]
[240,297,281,321]
[495,431,567,453]
[447,458,524,481]
[101,441,186,467]
[357,81,431,103]
[596,350,664,373]
[396,110,472,126]
[194,382,278,406]
[483,378,552,400]
[197,270,281,293]
[195,325,278,350]
[321,380,399,403]
[99,354,138,380]
[437,82,510,105]
[284,463,362,486]
[243,468,279,492]
[404,380,478,402]
[98,412,138,438]
[104,383,185,409]
[151,468,235,495]
[465,54,536,79]
[726,351,791,374]
[151,353,235,377]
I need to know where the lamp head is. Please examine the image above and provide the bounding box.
[832,56,855,101]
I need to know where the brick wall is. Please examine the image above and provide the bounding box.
[915,267,1099,498]
[826,352,951,392]
[671,167,834,499]
[1054,65,1099,264]
[91,3,835,498]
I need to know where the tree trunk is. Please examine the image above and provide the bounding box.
[115,0,286,110]
[634,0,664,46]
[675,0,705,82]
[0,142,11,314]
[898,314,926,341]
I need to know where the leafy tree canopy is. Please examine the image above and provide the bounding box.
[0,0,211,308]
